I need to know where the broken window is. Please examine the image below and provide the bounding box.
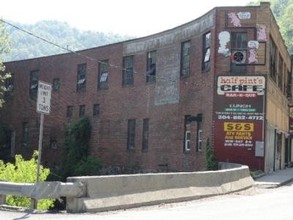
[202,32,211,72]
[180,41,191,78]
[77,63,86,92]
[52,78,60,91]
[122,56,134,86]
[98,60,109,89]
[29,70,39,98]
[146,51,156,83]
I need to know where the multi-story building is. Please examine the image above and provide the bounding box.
[1,2,292,173]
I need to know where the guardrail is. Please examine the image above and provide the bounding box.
[67,163,254,213]
[0,181,86,204]
[0,163,254,213]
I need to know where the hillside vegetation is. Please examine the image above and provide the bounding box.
[3,20,132,61]
[3,0,293,62]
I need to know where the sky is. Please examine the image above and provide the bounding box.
[1,0,252,37]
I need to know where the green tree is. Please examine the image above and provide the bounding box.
[61,117,102,179]
[249,0,293,53]
[205,138,217,170]
[0,20,11,107]
[0,151,54,210]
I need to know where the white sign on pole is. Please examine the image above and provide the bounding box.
[37,81,52,114]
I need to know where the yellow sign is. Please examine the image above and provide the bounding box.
[224,122,254,132]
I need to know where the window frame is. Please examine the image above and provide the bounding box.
[146,50,156,83]
[142,118,149,152]
[202,32,211,72]
[230,32,247,74]
[184,115,191,152]
[127,119,136,150]
[52,78,60,91]
[93,103,100,116]
[29,70,39,98]
[79,105,85,117]
[98,60,109,90]
[22,122,29,147]
[66,105,74,118]
[122,55,134,86]
[77,63,87,92]
[180,41,191,78]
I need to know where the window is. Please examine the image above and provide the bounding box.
[270,38,277,82]
[66,105,73,118]
[278,54,283,91]
[142,118,149,151]
[185,131,191,151]
[98,60,109,89]
[197,121,203,152]
[93,104,100,116]
[77,63,86,91]
[22,122,29,147]
[231,32,247,73]
[50,139,58,149]
[146,51,156,83]
[52,78,60,91]
[127,119,136,150]
[29,70,39,98]
[184,115,191,152]
[122,56,134,86]
[181,41,191,78]
[4,75,14,97]
[202,32,211,72]
[79,105,85,117]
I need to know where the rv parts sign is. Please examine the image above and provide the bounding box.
[214,75,265,159]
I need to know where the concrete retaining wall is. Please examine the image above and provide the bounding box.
[66,163,254,213]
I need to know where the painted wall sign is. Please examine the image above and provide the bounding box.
[228,12,241,27]
[257,24,267,42]
[218,31,231,57]
[237,12,251,20]
[248,41,259,49]
[214,75,266,170]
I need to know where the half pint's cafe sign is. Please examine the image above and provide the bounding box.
[214,75,265,157]
[217,75,265,97]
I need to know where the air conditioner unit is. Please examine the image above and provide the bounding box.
[232,50,246,64]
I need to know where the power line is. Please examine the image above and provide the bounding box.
[0,18,128,72]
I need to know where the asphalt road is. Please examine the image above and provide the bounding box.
[1,183,293,220]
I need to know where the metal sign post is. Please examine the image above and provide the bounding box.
[33,81,52,209]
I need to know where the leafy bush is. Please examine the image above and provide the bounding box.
[61,117,102,179]
[73,156,102,176]
[0,151,54,210]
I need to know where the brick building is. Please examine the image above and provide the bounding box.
[1,2,292,173]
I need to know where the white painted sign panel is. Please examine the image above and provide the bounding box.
[37,81,52,114]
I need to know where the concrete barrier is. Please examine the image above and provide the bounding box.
[66,163,254,213]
